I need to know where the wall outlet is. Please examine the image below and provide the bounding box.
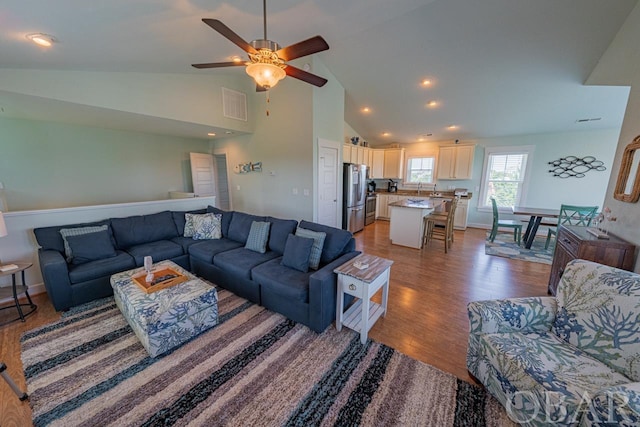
[292,188,298,195]
[303,189,310,196]
[269,171,276,176]
[236,185,241,191]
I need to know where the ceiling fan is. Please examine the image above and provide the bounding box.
[192,0,329,91]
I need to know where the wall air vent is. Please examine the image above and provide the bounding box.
[222,87,248,121]
[575,117,602,123]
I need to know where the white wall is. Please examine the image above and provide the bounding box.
[587,2,640,271]
[0,116,211,211]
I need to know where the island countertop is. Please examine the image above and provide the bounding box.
[388,198,446,210]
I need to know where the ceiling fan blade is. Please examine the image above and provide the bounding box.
[256,84,267,92]
[276,36,329,61]
[192,62,245,69]
[202,18,258,54]
[285,65,328,87]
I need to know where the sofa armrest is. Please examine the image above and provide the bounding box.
[307,251,361,332]
[38,249,73,311]
[468,297,557,335]
[585,382,640,426]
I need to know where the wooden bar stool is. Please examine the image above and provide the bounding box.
[422,196,459,253]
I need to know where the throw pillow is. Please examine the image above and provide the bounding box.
[59,225,109,262]
[281,234,314,273]
[65,230,117,265]
[192,213,222,240]
[245,221,271,253]
[295,227,326,270]
[183,213,197,237]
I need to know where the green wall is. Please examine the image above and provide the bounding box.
[0,116,210,211]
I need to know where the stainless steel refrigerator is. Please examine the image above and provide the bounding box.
[342,163,367,233]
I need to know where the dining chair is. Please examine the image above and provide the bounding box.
[422,196,459,253]
[489,197,522,245]
[545,204,598,249]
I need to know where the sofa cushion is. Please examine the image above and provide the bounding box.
[477,330,629,424]
[192,213,222,240]
[171,236,204,252]
[34,220,112,254]
[227,212,267,244]
[207,206,234,237]
[126,240,184,266]
[68,251,136,284]
[172,209,207,237]
[59,225,110,262]
[281,234,313,273]
[553,259,640,381]
[252,257,313,303]
[66,230,118,265]
[266,216,298,254]
[188,238,243,264]
[213,247,279,281]
[298,220,353,265]
[245,221,271,253]
[111,211,178,249]
[295,227,326,270]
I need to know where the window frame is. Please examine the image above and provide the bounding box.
[404,155,437,186]
[478,145,535,212]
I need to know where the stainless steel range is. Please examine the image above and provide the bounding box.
[365,193,377,226]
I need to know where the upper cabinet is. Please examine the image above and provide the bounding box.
[383,148,405,179]
[370,149,385,179]
[437,145,475,180]
[343,144,370,167]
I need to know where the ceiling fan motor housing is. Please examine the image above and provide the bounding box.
[250,39,280,52]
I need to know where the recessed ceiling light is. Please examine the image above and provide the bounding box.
[421,79,432,87]
[26,33,55,47]
[447,125,458,130]
[362,107,371,113]
[426,100,439,108]
[382,132,391,137]
[225,131,233,134]
[207,132,216,137]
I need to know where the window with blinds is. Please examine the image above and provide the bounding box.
[480,146,534,209]
[405,156,436,184]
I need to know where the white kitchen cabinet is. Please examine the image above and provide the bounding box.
[437,145,474,180]
[376,194,387,218]
[370,150,385,179]
[383,148,405,179]
[343,144,352,163]
[453,198,469,230]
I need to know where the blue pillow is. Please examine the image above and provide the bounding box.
[281,234,314,273]
[59,225,109,262]
[245,221,271,253]
[65,230,118,265]
[295,227,326,270]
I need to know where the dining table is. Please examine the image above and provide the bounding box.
[512,206,560,249]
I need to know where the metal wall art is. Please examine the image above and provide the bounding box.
[548,156,606,178]
[234,162,262,174]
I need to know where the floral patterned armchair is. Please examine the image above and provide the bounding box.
[467,259,640,426]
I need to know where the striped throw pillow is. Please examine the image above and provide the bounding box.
[59,225,109,262]
[295,227,326,270]
[245,221,271,253]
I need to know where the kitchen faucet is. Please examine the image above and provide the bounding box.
[417,182,422,196]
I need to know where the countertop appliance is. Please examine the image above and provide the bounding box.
[343,163,367,233]
[365,193,377,226]
[387,179,398,193]
[454,188,469,197]
[368,181,376,193]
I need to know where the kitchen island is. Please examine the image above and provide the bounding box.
[389,198,446,249]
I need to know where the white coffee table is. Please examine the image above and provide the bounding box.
[334,253,393,344]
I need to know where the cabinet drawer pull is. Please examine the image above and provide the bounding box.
[562,238,572,245]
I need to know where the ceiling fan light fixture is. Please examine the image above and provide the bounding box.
[246,62,286,89]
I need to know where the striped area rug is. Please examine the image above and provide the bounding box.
[21,288,513,427]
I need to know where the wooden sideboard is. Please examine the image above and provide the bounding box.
[548,225,636,295]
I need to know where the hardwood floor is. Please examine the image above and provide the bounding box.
[0,222,550,426]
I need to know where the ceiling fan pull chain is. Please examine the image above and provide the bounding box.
[266,91,270,116]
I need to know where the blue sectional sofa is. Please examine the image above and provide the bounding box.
[34,207,359,332]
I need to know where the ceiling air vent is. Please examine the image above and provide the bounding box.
[575,117,601,123]
[222,88,248,121]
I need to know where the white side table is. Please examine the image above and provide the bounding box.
[335,253,393,344]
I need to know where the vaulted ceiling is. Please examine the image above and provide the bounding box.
[1,0,637,145]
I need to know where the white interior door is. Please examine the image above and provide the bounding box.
[317,139,340,227]
[190,152,216,197]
